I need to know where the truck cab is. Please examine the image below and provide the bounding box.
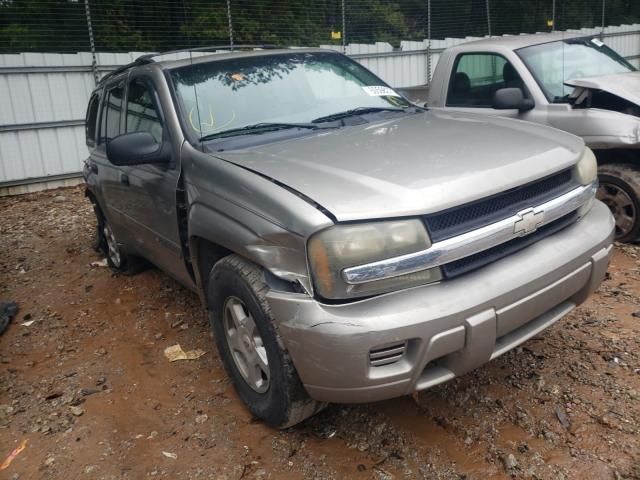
[402,33,640,242]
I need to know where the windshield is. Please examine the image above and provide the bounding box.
[516,37,636,102]
[170,52,411,140]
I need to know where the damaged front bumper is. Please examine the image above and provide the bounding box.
[267,200,615,403]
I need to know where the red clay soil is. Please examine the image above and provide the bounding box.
[1,186,638,479]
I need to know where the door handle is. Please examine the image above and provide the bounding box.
[120,173,129,186]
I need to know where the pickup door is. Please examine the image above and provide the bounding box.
[439,52,532,119]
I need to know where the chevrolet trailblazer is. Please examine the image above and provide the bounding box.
[84,47,614,427]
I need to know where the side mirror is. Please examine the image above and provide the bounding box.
[493,88,534,112]
[106,132,170,166]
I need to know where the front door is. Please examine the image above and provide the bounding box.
[116,75,191,285]
[442,52,531,120]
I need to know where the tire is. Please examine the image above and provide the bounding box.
[91,204,145,274]
[102,218,130,271]
[597,163,640,243]
[207,255,324,428]
[90,200,108,254]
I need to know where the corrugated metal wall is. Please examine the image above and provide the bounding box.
[1,24,639,194]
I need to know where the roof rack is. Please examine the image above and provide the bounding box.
[99,56,155,84]
[99,45,279,84]
[135,44,279,62]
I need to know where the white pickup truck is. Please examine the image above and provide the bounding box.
[398,32,640,242]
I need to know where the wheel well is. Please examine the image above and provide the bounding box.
[593,149,640,167]
[192,237,233,294]
[192,238,305,298]
[85,189,108,253]
[85,189,104,218]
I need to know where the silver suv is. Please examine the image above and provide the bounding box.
[83,47,615,427]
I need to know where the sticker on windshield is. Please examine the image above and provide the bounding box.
[362,86,401,97]
[590,38,604,47]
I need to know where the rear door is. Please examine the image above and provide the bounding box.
[92,78,136,247]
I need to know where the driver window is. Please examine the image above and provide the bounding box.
[446,53,525,107]
[126,80,163,143]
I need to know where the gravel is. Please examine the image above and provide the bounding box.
[1,186,639,479]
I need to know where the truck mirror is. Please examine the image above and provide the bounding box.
[493,88,534,112]
[106,132,170,166]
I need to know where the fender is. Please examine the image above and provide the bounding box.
[188,199,314,299]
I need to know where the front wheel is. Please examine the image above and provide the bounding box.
[207,255,324,428]
[597,164,640,243]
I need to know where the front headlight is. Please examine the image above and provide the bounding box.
[575,147,598,185]
[308,219,442,300]
[575,147,598,217]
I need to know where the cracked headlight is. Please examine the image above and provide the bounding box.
[308,219,442,300]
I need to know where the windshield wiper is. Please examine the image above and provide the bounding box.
[200,122,327,141]
[312,106,407,124]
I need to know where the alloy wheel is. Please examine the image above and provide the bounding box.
[222,296,270,393]
[103,222,122,268]
[597,182,637,240]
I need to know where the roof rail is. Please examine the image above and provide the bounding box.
[99,45,279,84]
[135,44,279,63]
[99,56,155,84]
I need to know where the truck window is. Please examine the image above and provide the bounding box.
[85,93,99,147]
[446,53,524,108]
[99,84,124,145]
[126,80,163,143]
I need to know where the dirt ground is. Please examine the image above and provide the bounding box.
[1,186,639,480]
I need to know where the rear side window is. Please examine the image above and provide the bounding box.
[446,53,524,107]
[126,80,163,143]
[99,84,124,144]
[85,93,99,147]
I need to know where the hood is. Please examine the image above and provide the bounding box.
[215,110,584,221]
[565,71,640,106]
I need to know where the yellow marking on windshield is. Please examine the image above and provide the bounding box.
[188,106,237,135]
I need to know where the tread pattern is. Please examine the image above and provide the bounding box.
[209,255,325,428]
[598,163,640,242]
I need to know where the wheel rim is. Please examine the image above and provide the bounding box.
[103,222,122,268]
[597,182,637,239]
[222,296,270,393]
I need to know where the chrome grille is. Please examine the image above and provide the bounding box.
[424,169,576,242]
[442,211,578,278]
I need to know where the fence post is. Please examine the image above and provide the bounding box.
[426,0,432,84]
[551,0,556,32]
[486,0,492,37]
[600,0,606,39]
[84,0,98,83]
[226,0,234,49]
[341,0,346,54]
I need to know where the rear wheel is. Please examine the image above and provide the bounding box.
[103,220,127,270]
[207,255,324,428]
[90,200,144,273]
[597,164,640,242]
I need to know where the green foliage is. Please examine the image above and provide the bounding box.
[0,0,638,53]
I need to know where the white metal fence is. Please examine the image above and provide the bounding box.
[1,23,639,195]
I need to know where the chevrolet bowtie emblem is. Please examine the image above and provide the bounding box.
[514,208,544,235]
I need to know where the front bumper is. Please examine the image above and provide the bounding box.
[267,201,615,403]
